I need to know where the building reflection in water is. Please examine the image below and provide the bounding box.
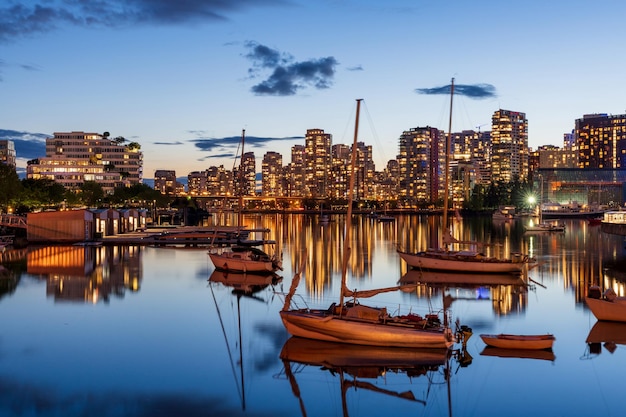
[26,245,143,303]
[237,213,625,313]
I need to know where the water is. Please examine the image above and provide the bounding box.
[1,214,625,417]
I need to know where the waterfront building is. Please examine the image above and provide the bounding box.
[154,170,177,195]
[397,127,441,205]
[491,109,529,182]
[575,113,626,169]
[261,151,283,196]
[26,131,143,194]
[0,139,16,168]
[304,129,332,197]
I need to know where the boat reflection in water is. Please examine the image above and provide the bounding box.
[279,336,469,417]
[480,346,556,362]
[208,269,282,296]
[585,321,626,356]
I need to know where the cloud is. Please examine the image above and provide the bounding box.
[153,141,184,145]
[190,134,303,154]
[0,0,287,43]
[0,129,48,160]
[347,65,364,71]
[415,82,497,99]
[244,41,339,96]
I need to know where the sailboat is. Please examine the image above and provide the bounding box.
[208,129,282,274]
[396,78,534,274]
[279,99,455,349]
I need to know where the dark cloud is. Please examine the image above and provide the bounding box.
[153,141,184,145]
[0,0,288,43]
[190,135,303,153]
[415,83,497,99]
[244,41,338,96]
[0,129,48,160]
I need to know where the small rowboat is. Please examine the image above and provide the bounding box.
[479,333,555,350]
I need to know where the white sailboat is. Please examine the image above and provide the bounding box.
[397,78,534,274]
[280,99,454,349]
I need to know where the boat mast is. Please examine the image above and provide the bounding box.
[238,129,245,228]
[339,98,362,311]
[442,78,454,239]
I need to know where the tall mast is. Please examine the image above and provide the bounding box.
[238,129,245,228]
[442,78,454,236]
[339,99,362,311]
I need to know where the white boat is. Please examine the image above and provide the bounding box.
[280,99,454,349]
[479,333,555,350]
[586,286,626,322]
[396,79,534,274]
[208,246,282,274]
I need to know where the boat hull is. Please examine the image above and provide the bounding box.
[280,310,454,349]
[585,297,626,322]
[479,334,555,350]
[208,253,275,273]
[397,250,527,273]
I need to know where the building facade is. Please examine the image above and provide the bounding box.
[0,139,16,168]
[575,113,626,169]
[491,109,529,182]
[26,131,143,194]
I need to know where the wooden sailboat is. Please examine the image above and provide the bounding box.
[280,99,454,349]
[397,78,534,274]
[208,129,282,273]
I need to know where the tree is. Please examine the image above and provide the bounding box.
[0,164,21,212]
[18,178,67,211]
[79,181,105,208]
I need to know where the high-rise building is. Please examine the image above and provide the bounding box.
[262,151,283,196]
[0,139,16,168]
[304,129,332,197]
[575,113,626,169]
[26,131,143,194]
[285,145,305,197]
[491,109,529,182]
[155,170,177,195]
[234,152,256,196]
[397,127,441,204]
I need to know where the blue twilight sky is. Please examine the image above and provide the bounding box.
[2,0,625,179]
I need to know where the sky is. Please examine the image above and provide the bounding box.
[2,0,626,180]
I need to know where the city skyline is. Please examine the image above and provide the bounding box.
[2,1,626,178]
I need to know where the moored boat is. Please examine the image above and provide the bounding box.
[479,333,555,350]
[208,245,282,274]
[585,286,626,322]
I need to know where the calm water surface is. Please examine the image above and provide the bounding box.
[1,214,625,417]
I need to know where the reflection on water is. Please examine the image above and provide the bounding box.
[1,214,626,417]
[1,245,143,303]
